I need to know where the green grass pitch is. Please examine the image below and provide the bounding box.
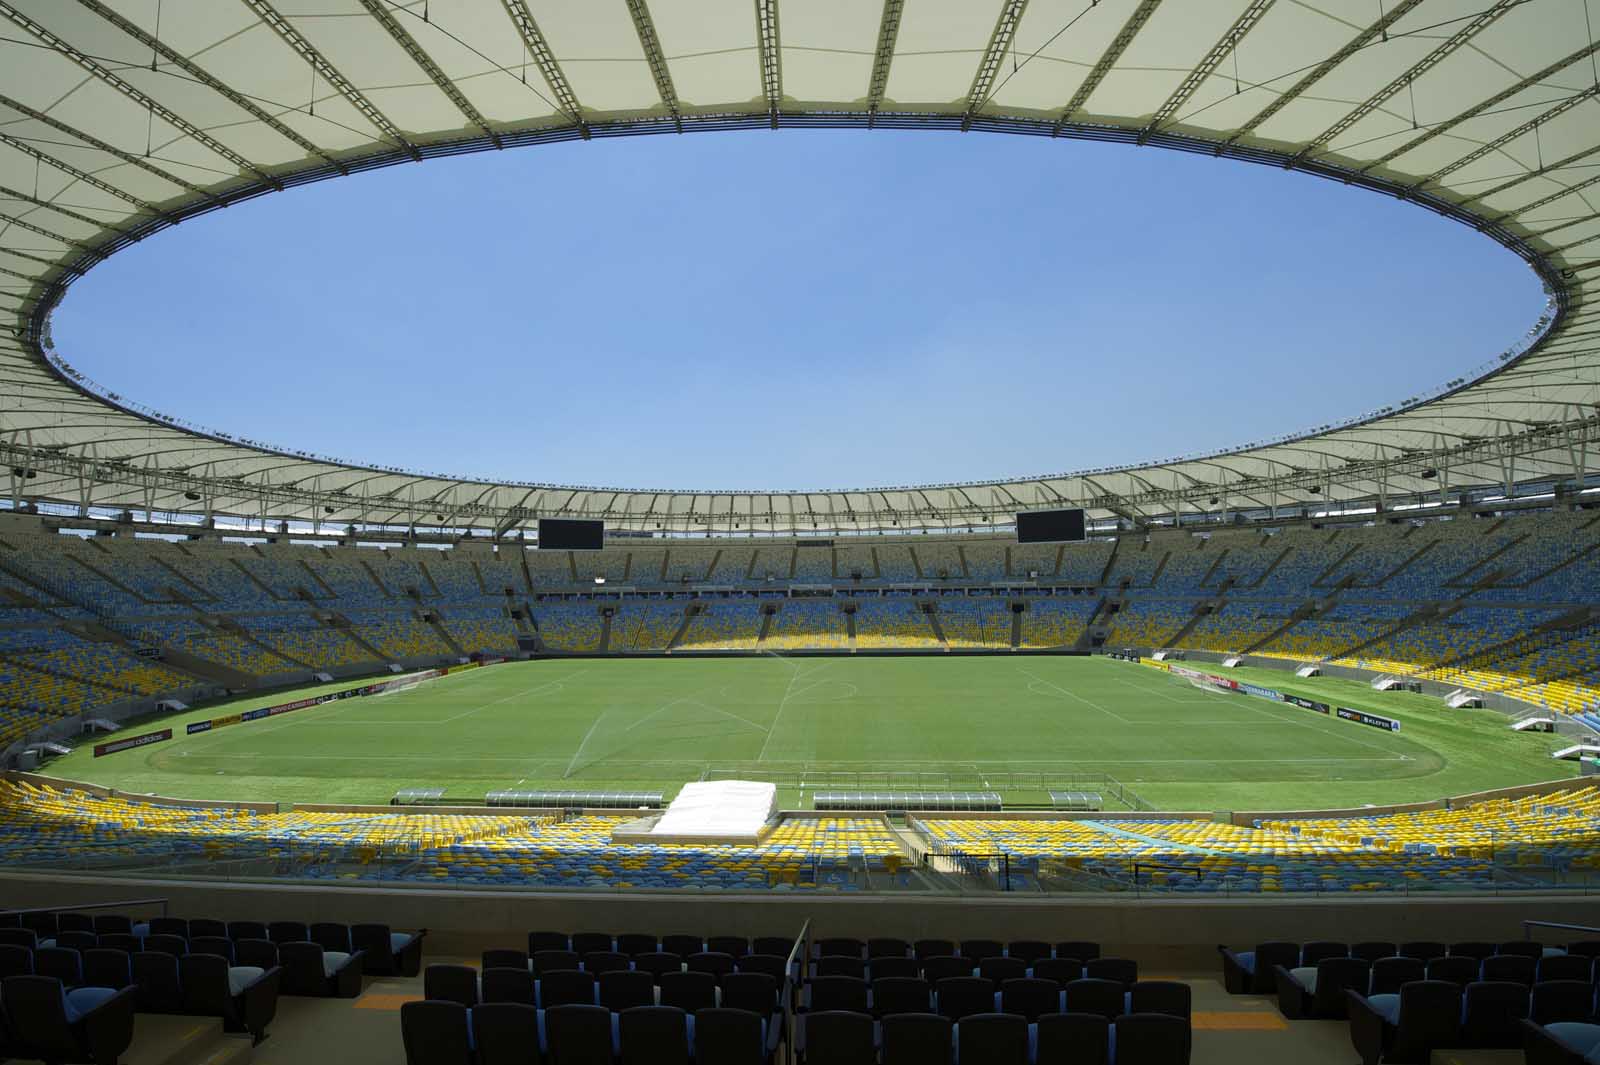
[51,655,1576,810]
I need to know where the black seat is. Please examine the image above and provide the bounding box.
[278,941,363,997]
[620,1005,691,1065]
[868,938,911,960]
[423,964,479,1008]
[1000,976,1060,1021]
[56,914,93,935]
[533,949,582,976]
[583,950,631,975]
[1032,957,1083,985]
[1219,941,1296,995]
[661,934,703,957]
[739,954,788,981]
[1369,956,1425,995]
[188,919,227,939]
[1397,941,1445,961]
[1480,954,1534,985]
[1299,941,1347,967]
[871,976,931,1018]
[570,933,613,957]
[934,976,994,1021]
[1529,979,1596,1025]
[600,969,656,1011]
[1495,940,1544,959]
[179,951,281,1046]
[913,939,954,961]
[352,923,424,977]
[1064,977,1125,1020]
[1055,941,1100,962]
[227,921,267,942]
[474,1002,541,1065]
[979,957,1026,982]
[815,955,865,979]
[752,937,792,958]
[35,946,82,986]
[1131,979,1191,1020]
[97,933,140,955]
[1085,957,1137,987]
[1460,980,1529,1049]
[234,939,279,971]
[881,1012,953,1065]
[0,974,136,1065]
[1007,940,1051,964]
[311,923,351,954]
[688,951,736,978]
[1115,1012,1190,1065]
[921,955,972,984]
[636,951,684,979]
[869,956,919,980]
[143,934,187,958]
[1425,955,1477,987]
[818,938,864,960]
[189,936,235,963]
[617,933,658,957]
[92,915,131,936]
[481,966,535,1005]
[268,921,309,945]
[960,939,1002,962]
[957,1012,1028,1065]
[54,931,97,954]
[483,948,529,972]
[696,1006,772,1065]
[1537,954,1594,982]
[722,972,778,1016]
[659,970,717,1012]
[1036,1011,1109,1065]
[1448,941,1496,961]
[1275,956,1369,1020]
[0,944,32,979]
[540,969,596,1009]
[708,936,754,960]
[546,1002,615,1065]
[82,948,132,991]
[1566,940,1600,958]
[1352,941,1397,963]
[530,931,571,954]
[808,974,868,1013]
[400,1000,471,1065]
[1347,980,1461,1065]
[0,929,37,951]
[801,1010,875,1065]
[132,951,183,1013]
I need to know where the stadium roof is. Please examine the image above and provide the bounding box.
[1,0,1597,535]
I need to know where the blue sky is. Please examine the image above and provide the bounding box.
[55,129,1545,491]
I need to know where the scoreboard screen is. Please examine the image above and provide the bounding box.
[537,518,604,551]
[1016,508,1086,544]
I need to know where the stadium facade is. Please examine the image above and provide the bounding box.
[0,0,1596,536]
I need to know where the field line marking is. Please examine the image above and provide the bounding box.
[439,668,587,724]
[1103,669,1195,705]
[181,751,1408,765]
[564,711,607,779]
[1017,664,1134,724]
[756,658,829,762]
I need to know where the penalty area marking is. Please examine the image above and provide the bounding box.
[1016,665,1134,725]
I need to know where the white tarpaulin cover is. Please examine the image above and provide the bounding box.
[651,780,777,838]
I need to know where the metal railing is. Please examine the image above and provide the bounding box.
[1,897,169,919]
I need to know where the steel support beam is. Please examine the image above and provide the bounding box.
[358,0,501,148]
[1143,0,1275,139]
[626,0,682,131]
[865,0,904,125]
[500,0,587,134]
[963,0,1029,131]
[1416,87,1600,190]
[0,91,208,198]
[1054,0,1162,133]
[755,0,782,126]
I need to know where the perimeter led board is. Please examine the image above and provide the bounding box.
[538,518,604,551]
[1016,509,1086,544]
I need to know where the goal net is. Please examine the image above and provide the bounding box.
[368,670,440,699]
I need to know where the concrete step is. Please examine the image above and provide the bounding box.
[118,1015,251,1065]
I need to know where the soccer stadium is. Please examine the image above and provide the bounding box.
[1,1,1600,1063]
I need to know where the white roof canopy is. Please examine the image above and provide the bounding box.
[0,0,1597,534]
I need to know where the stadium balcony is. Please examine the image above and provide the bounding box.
[707,547,758,584]
[663,547,717,584]
[872,545,918,583]
[911,542,964,582]
[793,547,833,583]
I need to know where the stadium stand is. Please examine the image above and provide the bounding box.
[940,598,1013,649]
[851,599,939,649]
[1018,599,1096,649]
[765,601,847,650]
[533,602,604,652]
[675,601,765,650]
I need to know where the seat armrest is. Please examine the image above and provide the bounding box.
[239,966,280,1044]
[78,985,138,1065]
[1345,991,1390,1065]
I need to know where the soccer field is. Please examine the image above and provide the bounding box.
[53,655,1575,809]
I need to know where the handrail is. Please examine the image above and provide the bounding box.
[0,897,169,918]
[1522,919,1600,938]
[782,919,811,1065]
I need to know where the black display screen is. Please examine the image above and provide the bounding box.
[1016,508,1086,543]
[537,518,604,550]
